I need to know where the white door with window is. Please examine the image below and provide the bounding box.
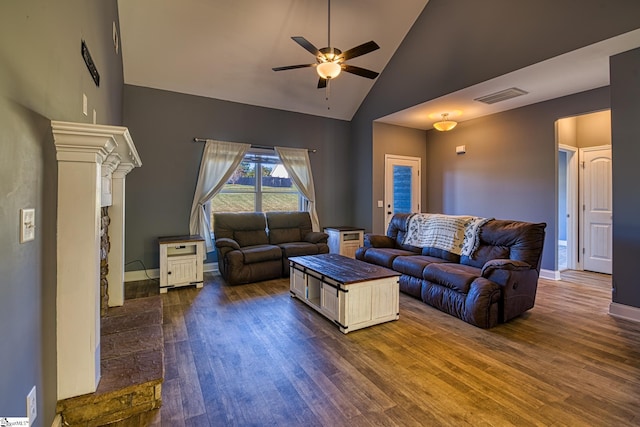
[384,155,421,232]
[581,145,612,274]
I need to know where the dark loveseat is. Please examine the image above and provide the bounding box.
[213,211,329,285]
[356,213,546,328]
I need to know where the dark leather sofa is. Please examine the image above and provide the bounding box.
[356,213,546,328]
[213,211,329,285]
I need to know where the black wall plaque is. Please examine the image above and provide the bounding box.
[81,40,100,87]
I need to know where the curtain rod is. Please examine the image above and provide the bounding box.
[193,138,317,153]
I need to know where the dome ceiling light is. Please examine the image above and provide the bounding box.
[433,113,458,132]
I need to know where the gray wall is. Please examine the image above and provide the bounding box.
[425,88,610,272]
[371,122,427,234]
[352,0,640,233]
[0,0,123,423]
[611,47,640,309]
[122,85,352,270]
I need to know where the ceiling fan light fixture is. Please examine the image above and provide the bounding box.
[433,113,458,132]
[316,61,341,79]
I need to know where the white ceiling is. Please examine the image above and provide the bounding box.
[118,1,640,128]
[117,0,430,121]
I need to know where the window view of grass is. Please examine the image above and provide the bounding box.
[209,158,302,229]
[210,185,299,213]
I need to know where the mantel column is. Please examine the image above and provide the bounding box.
[107,163,135,307]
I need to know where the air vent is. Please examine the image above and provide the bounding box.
[474,87,529,104]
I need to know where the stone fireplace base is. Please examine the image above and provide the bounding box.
[56,296,164,425]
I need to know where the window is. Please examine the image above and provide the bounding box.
[208,150,303,227]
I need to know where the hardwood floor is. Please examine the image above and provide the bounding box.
[117,271,640,426]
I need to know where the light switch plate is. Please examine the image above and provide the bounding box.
[20,208,35,243]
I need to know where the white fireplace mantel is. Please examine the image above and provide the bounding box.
[51,121,141,400]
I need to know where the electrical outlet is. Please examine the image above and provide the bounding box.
[26,385,37,425]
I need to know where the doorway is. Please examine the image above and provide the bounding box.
[384,154,421,231]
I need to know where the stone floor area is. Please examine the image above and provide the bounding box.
[56,296,164,426]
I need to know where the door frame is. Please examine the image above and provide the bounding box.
[384,154,421,232]
[579,144,613,274]
[559,144,579,270]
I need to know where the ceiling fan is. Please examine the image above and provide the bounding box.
[272,0,380,89]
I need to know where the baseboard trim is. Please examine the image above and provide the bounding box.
[540,269,561,280]
[609,302,640,323]
[124,262,219,282]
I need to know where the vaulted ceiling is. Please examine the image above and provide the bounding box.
[118,1,640,128]
[118,0,429,121]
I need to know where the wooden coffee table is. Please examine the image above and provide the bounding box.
[289,253,400,333]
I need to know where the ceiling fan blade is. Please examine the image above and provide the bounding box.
[292,36,321,57]
[342,64,379,79]
[272,64,314,71]
[317,78,327,89]
[339,41,380,61]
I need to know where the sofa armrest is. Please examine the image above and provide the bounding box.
[304,231,329,244]
[464,278,501,328]
[481,259,539,322]
[363,233,395,248]
[481,259,531,277]
[215,237,241,251]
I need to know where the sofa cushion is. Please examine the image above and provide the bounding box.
[235,230,269,247]
[266,211,313,244]
[392,255,450,277]
[278,242,321,257]
[461,220,546,269]
[386,213,423,252]
[361,248,419,268]
[240,245,282,264]
[213,212,269,247]
[269,228,302,244]
[423,263,482,294]
[421,246,460,262]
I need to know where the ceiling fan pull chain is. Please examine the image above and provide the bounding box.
[326,80,331,109]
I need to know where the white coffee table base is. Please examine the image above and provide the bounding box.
[289,254,400,334]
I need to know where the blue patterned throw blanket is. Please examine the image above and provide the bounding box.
[402,213,491,256]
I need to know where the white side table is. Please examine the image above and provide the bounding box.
[158,235,204,293]
[324,227,365,259]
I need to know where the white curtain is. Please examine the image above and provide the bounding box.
[189,140,250,251]
[275,146,320,231]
